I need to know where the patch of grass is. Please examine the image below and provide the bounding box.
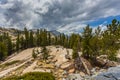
[0,60,20,68]
[2,72,55,80]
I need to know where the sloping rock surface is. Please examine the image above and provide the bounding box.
[93,66,120,80]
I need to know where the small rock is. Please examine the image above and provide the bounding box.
[66,74,83,80]
[80,71,86,77]
[68,68,75,73]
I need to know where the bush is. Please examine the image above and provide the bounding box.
[2,72,55,80]
[0,60,20,68]
[32,49,37,59]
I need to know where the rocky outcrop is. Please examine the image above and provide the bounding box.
[96,56,119,68]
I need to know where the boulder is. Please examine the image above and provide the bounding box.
[93,66,120,80]
[60,62,73,70]
[96,56,118,68]
[105,61,118,68]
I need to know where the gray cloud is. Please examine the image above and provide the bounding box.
[0,0,120,33]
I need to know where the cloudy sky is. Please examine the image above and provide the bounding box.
[0,0,120,34]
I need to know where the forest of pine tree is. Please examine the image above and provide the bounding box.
[0,19,120,61]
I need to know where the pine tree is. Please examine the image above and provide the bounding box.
[69,34,76,48]
[7,36,13,55]
[72,34,81,59]
[48,32,51,45]
[16,32,20,52]
[89,27,102,59]
[32,49,37,59]
[72,46,79,59]
[20,36,25,49]
[41,29,47,46]
[24,27,29,48]
[29,31,34,47]
[101,19,120,60]
[0,42,7,60]
[36,29,41,47]
[63,35,69,48]
[42,47,49,62]
[54,36,58,45]
[82,25,93,58]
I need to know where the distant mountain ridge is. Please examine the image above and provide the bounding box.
[0,27,61,36]
[49,30,61,36]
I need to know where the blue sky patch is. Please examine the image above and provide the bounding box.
[87,15,120,27]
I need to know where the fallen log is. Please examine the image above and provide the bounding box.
[74,57,92,75]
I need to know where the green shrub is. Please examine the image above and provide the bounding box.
[2,72,55,80]
[0,60,20,68]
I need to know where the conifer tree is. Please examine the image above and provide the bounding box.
[101,19,120,60]
[69,34,76,48]
[82,25,93,58]
[29,31,34,47]
[24,27,29,48]
[64,35,69,48]
[16,32,20,52]
[32,49,37,59]
[0,42,7,60]
[72,34,81,59]
[48,32,51,45]
[55,36,58,45]
[89,27,102,59]
[42,47,49,62]
[36,29,41,47]
[7,36,13,55]
[20,36,25,49]
[41,29,47,46]
[72,45,79,59]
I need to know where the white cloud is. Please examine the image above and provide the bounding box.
[0,0,120,33]
[92,21,107,33]
[58,22,86,34]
